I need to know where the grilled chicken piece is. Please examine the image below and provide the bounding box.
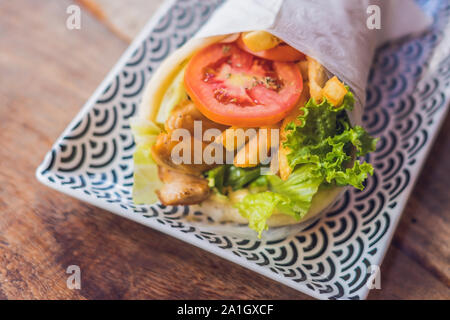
[165,101,227,133]
[152,101,227,204]
[152,101,228,176]
[151,133,215,176]
[156,166,210,205]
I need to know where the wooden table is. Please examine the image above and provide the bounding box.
[0,0,448,300]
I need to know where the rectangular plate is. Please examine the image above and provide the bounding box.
[36,0,450,299]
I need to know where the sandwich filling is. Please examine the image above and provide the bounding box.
[132,32,377,236]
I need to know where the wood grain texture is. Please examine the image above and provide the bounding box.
[0,0,448,300]
[76,0,164,42]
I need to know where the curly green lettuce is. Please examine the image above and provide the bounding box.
[284,93,377,190]
[234,164,323,236]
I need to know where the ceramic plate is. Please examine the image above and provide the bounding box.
[36,0,450,299]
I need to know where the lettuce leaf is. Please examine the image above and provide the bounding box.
[131,118,163,204]
[267,164,324,214]
[234,164,323,236]
[234,191,293,237]
[284,91,354,149]
[328,160,374,190]
[248,175,270,193]
[156,65,188,124]
[285,93,377,190]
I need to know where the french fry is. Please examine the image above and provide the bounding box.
[242,31,281,52]
[307,56,327,102]
[214,127,248,152]
[234,125,278,168]
[234,134,259,167]
[278,82,310,180]
[277,147,292,181]
[298,60,308,81]
[322,76,348,107]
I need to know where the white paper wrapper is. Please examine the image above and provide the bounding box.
[195,0,432,125]
[187,0,431,240]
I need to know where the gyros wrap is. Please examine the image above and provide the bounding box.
[132,0,430,237]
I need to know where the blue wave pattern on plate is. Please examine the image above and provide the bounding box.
[37,0,450,299]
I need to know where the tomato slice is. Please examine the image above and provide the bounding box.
[184,43,303,127]
[237,36,305,62]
